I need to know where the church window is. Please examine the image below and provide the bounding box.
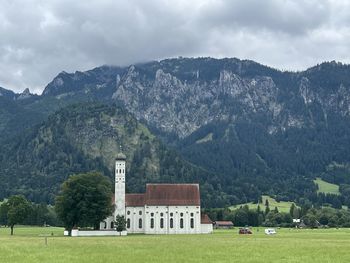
[150,218,154,229]
[127,210,130,215]
[103,221,107,229]
[180,218,184,229]
[151,213,154,217]
[170,212,173,217]
[190,213,194,217]
[123,169,125,173]
[111,222,114,229]
[119,169,122,173]
[180,213,184,217]
[127,218,130,229]
[190,218,194,229]
[139,218,142,228]
[160,213,163,217]
[139,211,142,215]
[170,218,174,228]
[160,218,164,229]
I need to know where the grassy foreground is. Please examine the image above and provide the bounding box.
[1,227,350,262]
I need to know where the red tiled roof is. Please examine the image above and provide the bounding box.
[145,184,200,206]
[126,194,145,207]
[201,214,213,224]
[112,183,201,206]
[215,221,234,226]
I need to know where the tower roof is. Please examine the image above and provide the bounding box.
[115,152,126,160]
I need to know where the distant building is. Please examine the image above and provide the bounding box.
[214,221,234,229]
[100,152,213,234]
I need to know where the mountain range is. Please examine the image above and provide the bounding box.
[1,57,350,208]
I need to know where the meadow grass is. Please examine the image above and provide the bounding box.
[314,177,340,195]
[1,226,350,262]
[230,195,296,213]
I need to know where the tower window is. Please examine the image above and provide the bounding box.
[127,218,130,229]
[150,218,154,229]
[180,218,184,229]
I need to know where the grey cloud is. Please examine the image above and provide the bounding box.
[0,0,349,94]
[198,0,331,35]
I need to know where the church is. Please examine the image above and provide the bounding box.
[100,152,213,234]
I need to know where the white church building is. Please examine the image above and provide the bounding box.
[100,152,213,234]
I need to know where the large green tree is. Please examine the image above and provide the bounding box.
[0,195,31,235]
[55,172,113,232]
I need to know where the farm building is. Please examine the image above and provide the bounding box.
[100,152,213,234]
[214,221,234,229]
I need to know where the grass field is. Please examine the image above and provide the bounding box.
[314,178,340,195]
[1,227,350,262]
[230,195,296,213]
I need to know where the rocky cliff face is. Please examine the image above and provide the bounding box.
[41,58,350,140]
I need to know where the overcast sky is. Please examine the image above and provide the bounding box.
[1,0,350,94]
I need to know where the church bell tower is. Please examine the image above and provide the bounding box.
[115,152,126,218]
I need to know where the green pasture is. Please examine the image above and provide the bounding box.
[230,195,296,213]
[314,178,340,195]
[1,227,350,262]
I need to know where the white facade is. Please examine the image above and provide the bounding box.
[100,152,213,234]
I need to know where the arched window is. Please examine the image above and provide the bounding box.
[160,218,164,229]
[180,218,184,229]
[139,218,142,229]
[103,221,107,229]
[190,218,194,229]
[111,222,114,229]
[150,218,154,229]
[119,169,122,173]
[170,218,174,228]
[127,218,130,229]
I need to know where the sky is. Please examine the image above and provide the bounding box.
[1,0,350,94]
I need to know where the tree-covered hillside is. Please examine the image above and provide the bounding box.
[2,57,350,208]
[0,103,223,207]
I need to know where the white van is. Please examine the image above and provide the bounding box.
[265,228,277,235]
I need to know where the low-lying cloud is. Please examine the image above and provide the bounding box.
[0,0,349,94]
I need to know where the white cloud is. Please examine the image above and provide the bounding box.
[0,0,350,94]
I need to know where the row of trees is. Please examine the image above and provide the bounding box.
[0,196,60,235]
[204,202,350,228]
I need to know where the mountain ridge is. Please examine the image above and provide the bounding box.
[2,57,350,208]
